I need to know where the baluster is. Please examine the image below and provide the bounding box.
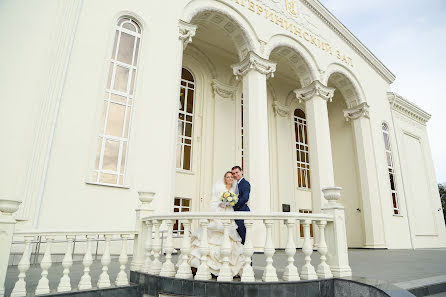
[194,219,210,280]
[35,236,54,294]
[316,220,333,278]
[160,220,175,277]
[241,220,255,282]
[177,219,194,279]
[78,235,94,290]
[283,219,300,281]
[57,235,75,292]
[116,234,130,286]
[217,219,233,282]
[11,236,34,297]
[262,220,278,282]
[142,220,153,273]
[149,219,162,275]
[300,219,317,280]
[97,234,112,288]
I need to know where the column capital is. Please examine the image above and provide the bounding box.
[211,79,236,100]
[231,51,276,79]
[272,101,290,118]
[343,102,369,121]
[178,20,197,49]
[294,80,335,103]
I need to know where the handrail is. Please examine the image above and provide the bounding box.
[141,211,334,221]
[13,229,137,236]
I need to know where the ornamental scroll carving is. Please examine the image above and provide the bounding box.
[211,79,236,100]
[178,20,197,49]
[272,101,290,118]
[231,51,276,79]
[294,80,335,103]
[343,102,370,121]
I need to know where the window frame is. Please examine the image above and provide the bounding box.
[382,123,401,216]
[293,108,311,189]
[176,68,196,172]
[91,17,142,187]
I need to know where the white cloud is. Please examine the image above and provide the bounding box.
[320,0,446,183]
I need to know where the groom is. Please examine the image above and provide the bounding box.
[231,165,250,245]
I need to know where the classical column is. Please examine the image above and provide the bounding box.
[344,102,386,247]
[211,80,237,177]
[294,81,335,212]
[166,20,197,209]
[231,51,276,212]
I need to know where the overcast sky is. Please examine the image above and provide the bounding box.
[319,0,446,184]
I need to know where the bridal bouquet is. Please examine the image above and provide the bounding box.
[220,191,239,208]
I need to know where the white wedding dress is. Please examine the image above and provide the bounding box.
[180,178,245,276]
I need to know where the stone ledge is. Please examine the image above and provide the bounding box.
[131,271,410,297]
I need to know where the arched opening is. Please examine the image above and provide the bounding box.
[327,72,364,247]
[174,8,255,216]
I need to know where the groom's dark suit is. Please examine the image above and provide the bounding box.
[234,177,250,244]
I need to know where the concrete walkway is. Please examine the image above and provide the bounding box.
[4,248,446,296]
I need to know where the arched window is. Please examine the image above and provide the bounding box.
[93,17,141,185]
[176,68,195,171]
[294,109,310,189]
[382,123,400,215]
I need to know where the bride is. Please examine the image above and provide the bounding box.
[181,171,245,277]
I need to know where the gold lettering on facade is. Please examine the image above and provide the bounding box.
[248,0,255,12]
[256,4,263,15]
[285,0,298,17]
[230,0,354,67]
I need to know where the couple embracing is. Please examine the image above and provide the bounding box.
[181,166,250,277]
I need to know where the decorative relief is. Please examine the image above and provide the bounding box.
[211,79,236,100]
[387,92,431,125]
[294,80,335,103]
[231,51,276,79]
[178,20,197,49]
[272,101,290,117]
[343,102,369,121]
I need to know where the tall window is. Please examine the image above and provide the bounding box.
[176,68,195,171]
[241,96,244,169]
[94,17,141,185]
[294,109,310,189]
[382,123,400,215]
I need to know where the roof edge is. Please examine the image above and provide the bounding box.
[302,0,396,84]
[387,92,431,124]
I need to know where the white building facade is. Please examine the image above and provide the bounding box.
[1,0,445,249]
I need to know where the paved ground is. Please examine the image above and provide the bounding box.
[4,248,446,296]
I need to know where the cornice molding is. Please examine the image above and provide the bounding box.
[211,79,236,100]
[231,51,276,79]
[294,80,335,103]
[178,20,197,49]
[272,101,291,118]
[387,92,431,124]
[343,102,369,121]
[301,0,396,84]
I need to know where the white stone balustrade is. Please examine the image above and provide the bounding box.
[7,230,136,296]
[2,188,352,296]
[137,203,352,282]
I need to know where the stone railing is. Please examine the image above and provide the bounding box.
[0,187,352,296]
[2,228,136,297]
[131,187,352,282]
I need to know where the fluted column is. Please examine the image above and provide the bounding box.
[165,20,197,211]
[294,81,335,212]
[231,51,276,212]
[344,103,386,248]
